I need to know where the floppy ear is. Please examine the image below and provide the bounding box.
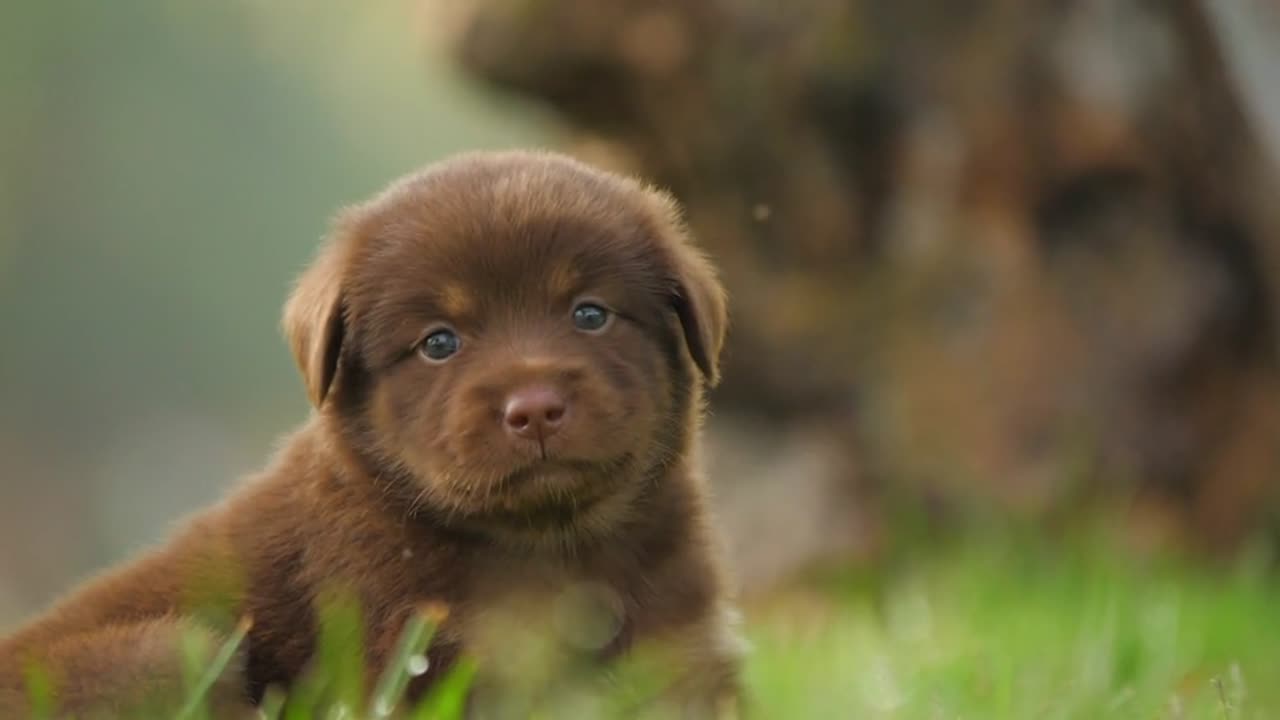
[663,220,729,388]
[282,229,350,409]
[642,188,729,386]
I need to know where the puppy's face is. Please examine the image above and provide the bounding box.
[283,152,726,535]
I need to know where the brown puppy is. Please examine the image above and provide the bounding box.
[0,150,742,717]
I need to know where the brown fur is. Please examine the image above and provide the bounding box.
[0,150,742,717]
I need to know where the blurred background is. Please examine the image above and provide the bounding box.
[3,1,1280,711]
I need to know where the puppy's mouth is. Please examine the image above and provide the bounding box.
[482,454,635,527]
[499,454,632,492]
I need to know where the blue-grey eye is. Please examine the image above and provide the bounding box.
[419,329,460,361]
[572,303,610,332]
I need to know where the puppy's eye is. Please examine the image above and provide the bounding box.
[418,329,461,362]
[572,303,611,332]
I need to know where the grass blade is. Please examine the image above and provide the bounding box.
[411,657,477,720]
[368,603,449,718]
[176,616,252,720]
[22,660,57,720]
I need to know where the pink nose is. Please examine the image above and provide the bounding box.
[503,386,567,439]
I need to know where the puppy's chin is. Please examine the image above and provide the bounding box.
[422,454,643,540]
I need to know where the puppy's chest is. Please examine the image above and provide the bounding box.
[357,543,642,691]
[448,562,633,667]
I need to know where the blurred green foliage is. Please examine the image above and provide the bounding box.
[747,531,1280,718]
[21,530,1280,718]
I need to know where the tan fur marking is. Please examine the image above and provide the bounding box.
[439,282,473,318]
[547,260,581,300]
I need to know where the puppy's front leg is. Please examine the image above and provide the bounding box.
[618,606,746,720]
[0,617,255,719]
[670,608,747,720]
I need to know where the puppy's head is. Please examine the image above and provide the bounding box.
[283,151,726,536]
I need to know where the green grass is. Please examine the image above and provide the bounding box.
[744,532,1280,719]
[25,531,1280,719]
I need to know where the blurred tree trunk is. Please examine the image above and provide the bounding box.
[449,0,1280,565]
